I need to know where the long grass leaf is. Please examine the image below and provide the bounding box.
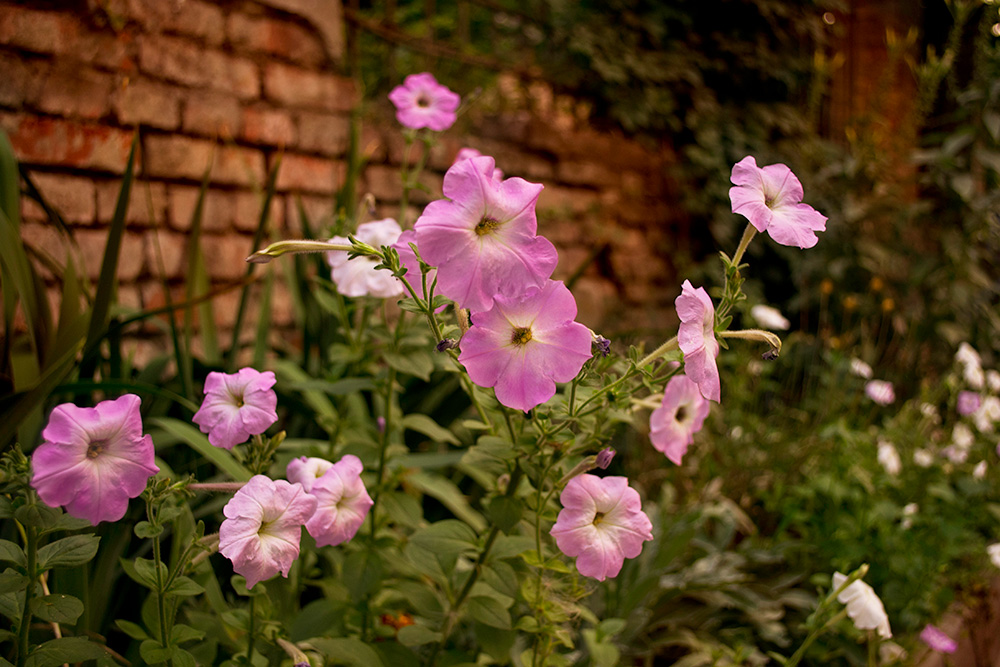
[183,160,215,382]
[0,339,82,450]
[53,380,200,413]
[0,130,19,228]
[0,207,43,377]
[149,417,252,482]
[252,269,273,369]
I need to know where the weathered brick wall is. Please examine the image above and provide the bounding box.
[1,0,683,365]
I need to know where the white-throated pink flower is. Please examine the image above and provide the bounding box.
[193,368,279,450]
[453,147,503,181]
[865,379,895,406]
[550,474,653,581]
[650,375,710,465]
[388,72,460,131]
[415,155,557,313]
[219,475,318,590]
[31,394,159,525]
[303,455,373,547]
[832,571,892,638]
[286,456,334,493]
[458,280,591,412]
[676,280,720,403]
[328,219,404,298]
[729,156,827,249]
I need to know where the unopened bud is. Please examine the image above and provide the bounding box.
[596,448,615,469]
[593,334,612,358]
[436,338,459,352]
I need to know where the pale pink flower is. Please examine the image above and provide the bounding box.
[974,396,1000,433]
[31,394,159,525]
[388,72,460,131]
[414,155,557,313]
[328,219,405,298]
[850,358,874,379]
[750,304,789,330]
[958,390,981,416]
[650,375,711,465]
[832,572,892,638]
[729,156,827,248]
[973,460,987,479]
[219,475,318,590]
[920,624,957,654]
[877,440,901,476]
[459,280,592,412]
[550,474,653,581]
[453,147,504,181]
[193,368,279,450]
[988,543,1000,568]
[303,455,373,547]
[676,280,721,403]
[865,379,895,406]
[286,456,334,493]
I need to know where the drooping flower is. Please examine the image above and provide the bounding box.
[387,72,460,131]
[454,147,504,181]
[865,379,895,406]
[193,368,279,450]
[458,280,592,412]
[286,456,334,493]
[988,543,1000,568]
[729,156,827,249]
[877,440,901,476]
[550,474,653,581]
[958,390,982,416]
[303,455,373,547]
[850,358,874,380]
[414,155,557,313]
[328,219,404,298]
[31,394,159,525]
[832,571,892,638]
[650,375,711,465]
[750,304,790,330]
[219,475,318,590]
[676,280,720,403]
[920,624,957,654]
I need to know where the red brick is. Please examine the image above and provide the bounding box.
[537,185,601,215]
[241,107,296,147]
[555,161,618,188]
[214,145,267,187]
[182,92,241,137]
[274,154,343,193]
[143,135,265,186]
[138,35,258,98]
[21,173,96,224]
[227,13,326,67]
[147,230,187,280]
[200,233,255,281]
[263,63,355,112]
[0,6,80,55]
[96,179,167,227]
[363,164,441,205]
[76,30,136,71]
[296,111,350,156]
[284,194,335,234]
[571,276,618,329]
[168,186,233,233]
[33,65,115,120]
[1,113,134,172]
[74,228,146,280]
[270,281,295,326]
[126,0,225,46]
[0,52,48,108]
[113,79,182,130]
[203,51,259,101]
[234,191,283,232]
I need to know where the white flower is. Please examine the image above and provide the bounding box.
[877,440,901,476]
[914,449,934,468]
[966,364,985,390]
[988,543,1000,569]
[956,342,982,369]
[973,460,987,479]
[832,572,892,638]
[974,396,1000,433]
[920,402,941,423]
[901,503,918,529]
[327,219,404,298]
[943,445,969,464]
[865,379,895,406]
[850,358,874,379]
[988,370,1000,394]
[750,304,790,330]
[879,641,908,664]
[953,423,975,450]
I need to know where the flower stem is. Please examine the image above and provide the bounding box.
[246,239,353,264]
[783,608,848,667]
[187,482,245,493]
[636,336,679,370]
[731,223,757,267]
[16,524,37,667]
[369,366,397,539]
[246,594,257,665]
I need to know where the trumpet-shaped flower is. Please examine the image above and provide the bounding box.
[458,280,591,412]
[193,368,279,450]
[550,474,653,581]
[650,375,711,465]
[750,304,790,330]
[31,394,159,525]
[388,72,460,131]
[286,456,334,493]
[729,156,827,248]
[303,455,373,547]
[328,219,404,298]
[920,624,957,654]
[415,155,557,313]
[219,475,318,590]
[676,280,720,403]
[832,572,892,638]
[453,147,504,181]
[865,379,895,406]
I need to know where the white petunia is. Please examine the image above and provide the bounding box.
[832,572,892,638]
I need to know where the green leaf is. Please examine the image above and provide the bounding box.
[150,417,252,481]
[468,596,511,629]
[165,575,205,597]
[401,413,460,445]
[114,619,149,641]
[13,503,60,530]
[343,550,383,600]
[0,496,12,519]
[139,639,174,664]
[309,638,386,666]
[36,534,100,570]
[488,496,523,534]
[396,624,442,647]
[30,594,84,624]
[396,298,425,314]
[120,557,167,591]
[0,571,28,594]
[405,471,486,532]
[134,521,164,539]
[39,513,92,536]
[171,648,197,667]
[384,351,434,382]
[0,539,25,567]
[25,637,108,667]
[170,623,205,644]
[408,520,478,556]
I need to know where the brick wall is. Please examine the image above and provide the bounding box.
[1,0,684,365]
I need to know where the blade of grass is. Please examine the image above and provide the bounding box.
[252,269,274,369]
[53,380,200,414]
[149,416,252,482]
[184,159,218,377]
[0,208,44,382]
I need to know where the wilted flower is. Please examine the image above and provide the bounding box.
[877,440,901,476]
[914,449,935,468]
[453,147,504,181]
[677,280,721,403]
[303,455,373,547]
[957,391,981,416]
[550,474,653,581]
[650,375,711,465]
[388,72,460,131]
[728,156,827,249]
[219,476,318,590]
[31,394,159,525]
[973,460,987,479]
[328,219,405,298]
[865,379,895,406]
[988,543,1000,568]
[850,358,874,380]
[832,571,892,638]
[415,155,557,313]
[750,304,790,330]
[193,368,279,450]
[286,456,334,493]
[919,624,957,654]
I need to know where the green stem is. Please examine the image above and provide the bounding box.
[783,608,848,667]
[636,336,679,369]
[246,594,257,665]
[369,366,397,539]
[151,533,172,666]
[16,524,37,667]
[730,223,757,267]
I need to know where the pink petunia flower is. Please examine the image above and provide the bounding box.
[328,219,405,298]
[31,394,159,525]
[920,624,957,654]
[729,156,827,249]
[286,456,334,493]
[414,155,557,313]
[676,280,721,403]
[865,379,896,406]
[453,147,504,181]
[550,474,654,581]
[219,475,318,590]
[302,455,373,547]
[388,72,460,132]
[193,368,279,450]
[649,374,711,465]
[458,280,592,412]
[957,390,982,416]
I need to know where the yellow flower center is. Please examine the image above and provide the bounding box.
[510,327,533,346]
[86,440,106,459]
[475,216,501,236]
[592,511,606,526]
